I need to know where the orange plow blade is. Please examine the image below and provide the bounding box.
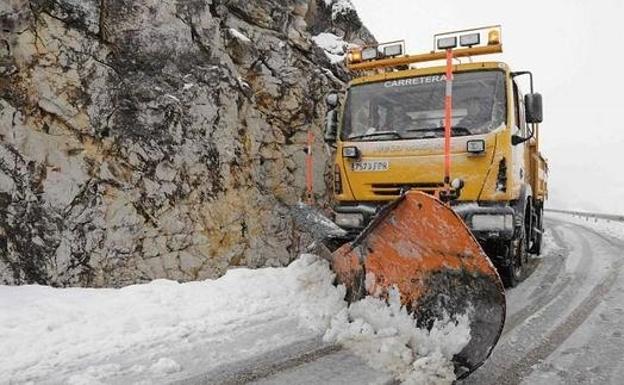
[330,191,505,377]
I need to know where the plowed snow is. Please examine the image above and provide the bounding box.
[1,255,470,385]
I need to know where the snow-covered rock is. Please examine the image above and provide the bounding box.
[312,32,357,63]
[0,0,374,286]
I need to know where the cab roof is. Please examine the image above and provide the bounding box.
[350,61,510,87]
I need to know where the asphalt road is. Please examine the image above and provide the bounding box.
[460,217,624,385]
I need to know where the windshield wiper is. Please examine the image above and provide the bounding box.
[405,126,472,136]
[348,131,404,141]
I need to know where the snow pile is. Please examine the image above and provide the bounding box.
[0,255,345,384]
[312,32,354,64]
[0,255,471,385]
[324,289,471,385]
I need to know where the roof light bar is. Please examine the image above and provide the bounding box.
[345,40,406,66]
[433,25,502,52]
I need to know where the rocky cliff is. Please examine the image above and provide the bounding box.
[0,0,373,286]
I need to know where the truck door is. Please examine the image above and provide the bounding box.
[511,80,528,196]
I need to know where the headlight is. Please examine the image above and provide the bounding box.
[471,214,513,232]
[467,139,485,154]
[342,146,359,158]
[335,213,364,228]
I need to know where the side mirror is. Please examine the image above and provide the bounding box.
[326,93,339,109]
[525,93,543,124]
[324,109,338,143]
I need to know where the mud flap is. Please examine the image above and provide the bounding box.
[331,191,506,378]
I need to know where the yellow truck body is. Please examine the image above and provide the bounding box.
[325,31,548,286]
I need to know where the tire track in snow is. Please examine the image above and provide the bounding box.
[460,218,613,385]
[502,219,595,336]
[172,338,340,385]
[502,222,569,335]
[489,220,624,385]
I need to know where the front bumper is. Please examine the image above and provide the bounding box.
[333,203,380,236]
[334,201,519,241]
[452,203,517,240]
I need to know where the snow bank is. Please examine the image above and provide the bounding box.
[548,212,624,242]
[0,255,344,384]
[0,255,470,385]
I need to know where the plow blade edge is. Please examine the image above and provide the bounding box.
[331,191,506,377]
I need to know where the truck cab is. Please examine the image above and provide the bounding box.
[324,26,548,286]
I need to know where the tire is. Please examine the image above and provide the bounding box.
[529,206,543,255]
[501,244,523,288]
[501,216,527,288]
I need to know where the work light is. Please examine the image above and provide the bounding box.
[437,36,457,50]
[460,33,480,47]
[383,43,403,57]
[361,47,378,61]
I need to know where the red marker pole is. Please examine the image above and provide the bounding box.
[443,48,453,198]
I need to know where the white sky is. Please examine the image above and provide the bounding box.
[353,0,624,214]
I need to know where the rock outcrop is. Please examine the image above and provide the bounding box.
[0,0,373,286]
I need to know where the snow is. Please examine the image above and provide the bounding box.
[324,289,471,384]
[150,357,182,375]
[228,28,251,43]
[539,227,563,256]
[312,32,355,64]
[0,255,343,384]
[0,255,470,385]
[548,212,624,242]
[325,0,356,20]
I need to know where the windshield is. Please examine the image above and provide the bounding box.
[341,70,507,141]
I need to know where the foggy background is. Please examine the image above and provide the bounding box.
[353,0,624,215]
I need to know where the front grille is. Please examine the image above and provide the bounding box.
[370,182,444,196]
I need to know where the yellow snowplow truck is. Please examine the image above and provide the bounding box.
[324,26,548,290]
[299,26,547,379]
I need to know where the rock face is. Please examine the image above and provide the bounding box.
[0,0,373,286]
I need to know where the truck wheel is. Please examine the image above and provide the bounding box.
[501,224,527,288]
[529,207,543,255]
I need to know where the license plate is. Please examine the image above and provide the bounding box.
[351,160,389,172]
